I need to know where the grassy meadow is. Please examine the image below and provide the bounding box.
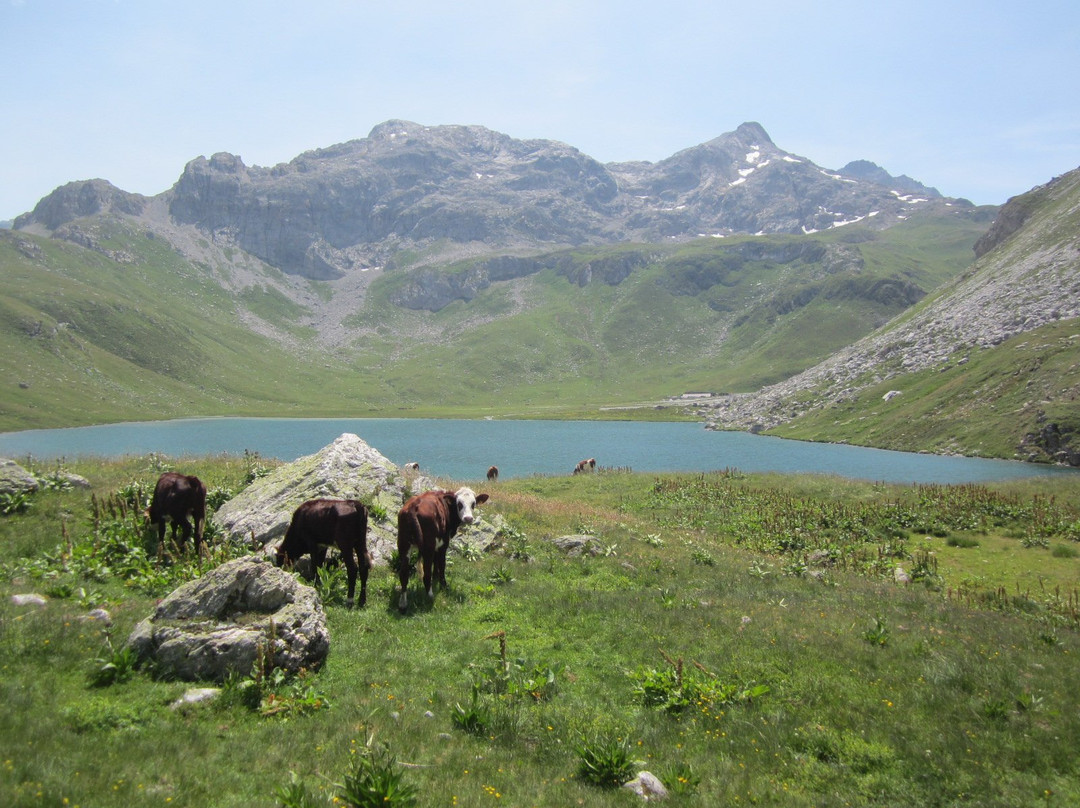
[3,455,1080,807]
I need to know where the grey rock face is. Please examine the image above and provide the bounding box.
[0,458,38,496]
[213,432,436,561]
[14,179,146,230]
[126,555,328,682]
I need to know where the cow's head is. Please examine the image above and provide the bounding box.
[454,487,489,525]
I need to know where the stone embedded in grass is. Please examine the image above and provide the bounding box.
[552,534,602,556]
[623,771,669,801]
[170,688,221,709]
[10,593,47,607]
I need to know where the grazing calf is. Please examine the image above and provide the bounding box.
[487,465,499,482]
[276,499,372,608]
[403,461,420,472]
[572,458,596,475]
[147,472,207,556]
[396,487,489,613]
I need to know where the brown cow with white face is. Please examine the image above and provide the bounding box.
[276,498,372,608]
[147,472,207,556]
[396,487,489,613]
[572,458,596,475]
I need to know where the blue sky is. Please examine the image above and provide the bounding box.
[2,0,1078,220]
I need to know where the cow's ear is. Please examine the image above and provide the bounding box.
[475,494,489,505]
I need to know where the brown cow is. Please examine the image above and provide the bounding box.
[276,499,372,608]
[396,487,489,613]
[147,472,207,556]
[572,458,596,475]
[487,465,499,482]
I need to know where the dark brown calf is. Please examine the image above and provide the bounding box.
[487,465,499,481]
[396,487,488,613]
[147,472,207,556]
[276,499,372,608]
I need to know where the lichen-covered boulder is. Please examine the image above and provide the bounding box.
[213,433,436,562]
[126,556,328,682]
[0,458,38,496]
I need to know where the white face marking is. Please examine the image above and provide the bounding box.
[455,487,478,525]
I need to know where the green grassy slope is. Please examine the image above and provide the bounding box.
[355,208,990,408]
[0,225,373,430]
[0,205,989,430]
[771,319,1080,460]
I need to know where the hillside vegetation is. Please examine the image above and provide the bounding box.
[772,318,1080,460]
[0,207,988,431]
[705,167,1080,465]
[2,456,1080,806]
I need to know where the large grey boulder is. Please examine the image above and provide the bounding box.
[213,433,436,562]
[0,458,38,496]
[126,556,328,682]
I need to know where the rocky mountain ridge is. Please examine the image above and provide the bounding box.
[14,120,964,281]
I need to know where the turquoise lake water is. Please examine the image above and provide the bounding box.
[1,417,1076,485]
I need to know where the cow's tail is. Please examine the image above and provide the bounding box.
[399,509,423,569]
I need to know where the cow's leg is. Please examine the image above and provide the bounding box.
[312,545,329,587]
[156,520,166,562]
[421,545,436,600]
[177,517,193,553]
[339,545,358,608]
[434,542,450,590]
[397,541,412,613]
[166,519,183,556]
[357,552,371,608]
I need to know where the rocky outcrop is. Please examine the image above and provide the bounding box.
[213,432,437,561]
[389,250,657,311]
[1021,420,1080,466]
[14,179,146,231]
[0,458,38,496]
[126,555,328,682]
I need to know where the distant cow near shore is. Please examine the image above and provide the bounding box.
[396,487,489,613]
[403,462,420,472]
[573,458,597,475]
[276,499,372,608]
[487,465,499,481]
[147,472,207,557]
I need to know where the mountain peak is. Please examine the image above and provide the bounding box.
[14,179,146,230]
[838,160,941,198]
[734,121,773,145]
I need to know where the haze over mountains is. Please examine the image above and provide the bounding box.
[2,121,1077,465]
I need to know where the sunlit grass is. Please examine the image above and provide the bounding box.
[2,457,1079,806]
